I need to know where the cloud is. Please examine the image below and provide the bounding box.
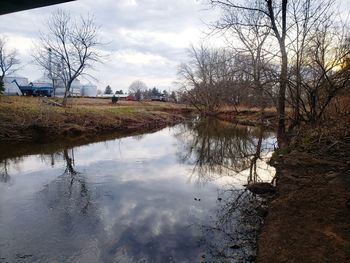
[4,0,347,92]
[0,0,219,92]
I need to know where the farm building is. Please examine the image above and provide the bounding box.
[114,94,136,101]
[81,84,97,97]
[31,75,82,97]
[3,74,101,98]
[53,78,82,97]
[99,94,136,101]
[32,75,52,88]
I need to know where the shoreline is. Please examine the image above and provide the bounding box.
[0,97,194,144]
[216,108,278,129]
[0,122,182,161]
[257,121,350,262]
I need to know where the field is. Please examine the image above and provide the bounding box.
[0,96,193,142]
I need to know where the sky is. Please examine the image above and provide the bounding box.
[0,0,221,93]
[0,0,350,93]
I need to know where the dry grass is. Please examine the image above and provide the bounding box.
[0,96,192,142]
[218,104,279,113]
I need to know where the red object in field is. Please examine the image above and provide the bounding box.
[126,95,135,101]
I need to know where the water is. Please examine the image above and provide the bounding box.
[0,118,276,263]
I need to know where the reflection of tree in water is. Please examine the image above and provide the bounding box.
[175,118,276,261]
[201,188,266,262]
[0,157,24,183]
[175,118,274,184]
[248,127,265,184]
[39,152,62,167]
[0,159,10,183]
[46,148,91,215]
[37,148,92,217]
[17,148,101,262]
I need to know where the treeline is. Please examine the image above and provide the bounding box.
[178,0,350,144]
[128,80,177,101]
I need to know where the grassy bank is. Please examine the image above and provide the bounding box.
[257,117,350,262]
[0,97,194,143]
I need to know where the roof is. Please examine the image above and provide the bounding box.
[0,0,75,15]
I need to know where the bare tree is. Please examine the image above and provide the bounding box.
[287,0,336,127]
[216,1,274,113]
[128,80,147,101]
[297,18,350,123]
[178,45,235,114]
[211,0,289,145]
[0,36,20,94]
[33,10,102,105]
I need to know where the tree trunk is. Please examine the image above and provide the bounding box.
[62,83,71,107]
[266,0,288,147]
[277,45,288,146]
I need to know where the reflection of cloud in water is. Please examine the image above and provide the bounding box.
[0,119,276,262]
[73,128,177,166]
[96,180,208,262]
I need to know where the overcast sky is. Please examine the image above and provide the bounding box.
[0,0,221,92]
[0,0,349,93]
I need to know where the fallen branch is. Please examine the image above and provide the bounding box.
[42,99,64,107]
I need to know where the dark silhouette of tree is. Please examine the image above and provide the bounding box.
[104,85,113,94]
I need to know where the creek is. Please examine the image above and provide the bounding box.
[0,118,276,263]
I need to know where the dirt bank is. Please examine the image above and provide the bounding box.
[0,97,194,143]
[257,120,350,262]
[216,107,278,128]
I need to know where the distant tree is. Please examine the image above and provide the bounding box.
[170,91,177,102]
[178,45,233,113]
[33,10,103,106]
[128,80,147,101]
[104,85,112,94]
[162,90,169,97]
[143,88,153,99]
[135,89,142,101]
[151,87,161,96]
[0,36,20,94]
[97,89,102,96]
[115,89,123,94]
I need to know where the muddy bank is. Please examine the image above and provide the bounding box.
[0,97,194,143]
[257,122,350,262]
[216,109,277,128]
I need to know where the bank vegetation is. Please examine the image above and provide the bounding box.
[0,97,193,142]
[178,0,350,146]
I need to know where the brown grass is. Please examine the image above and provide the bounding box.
[0,96,193,142]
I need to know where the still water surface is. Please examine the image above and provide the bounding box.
[0,119,275,263]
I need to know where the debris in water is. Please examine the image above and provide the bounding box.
[16,254,32,259]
